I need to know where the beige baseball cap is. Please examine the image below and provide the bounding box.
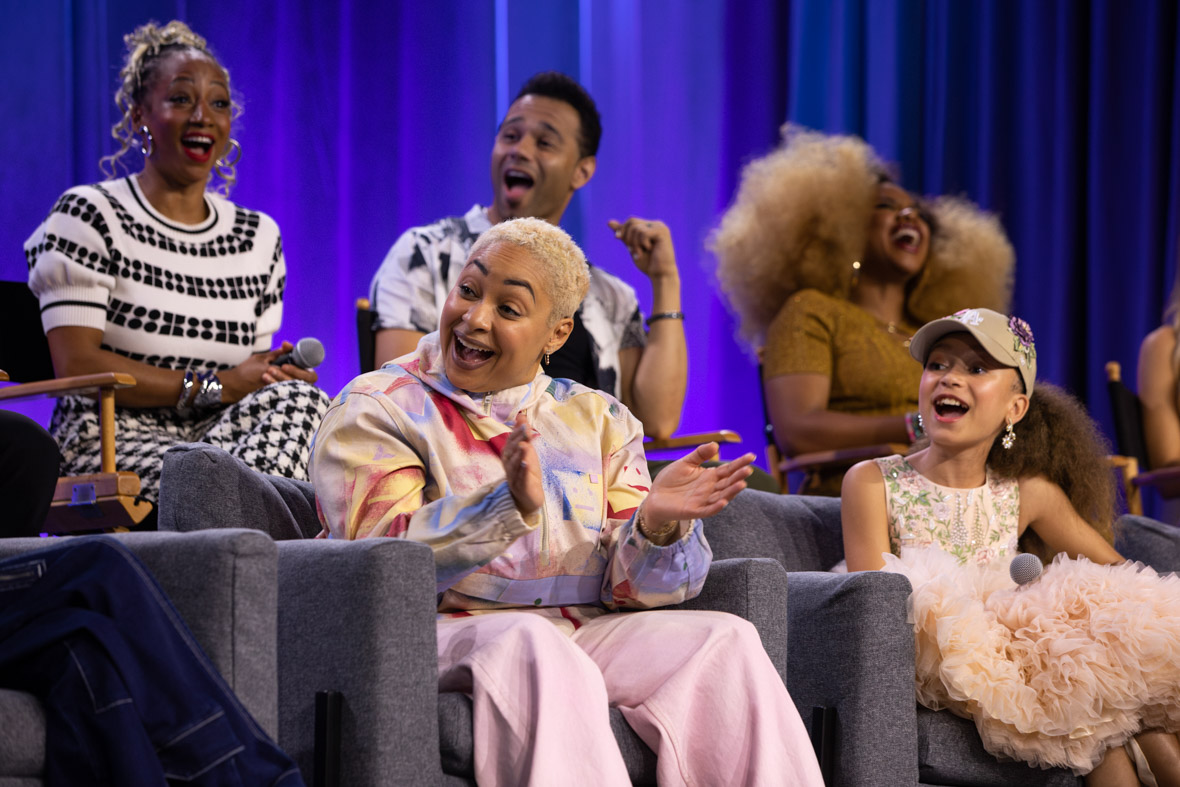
[909,308,1037,394]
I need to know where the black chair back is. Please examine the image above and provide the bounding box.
[356,298,376,373]
[0,281,55,383]
[1107,374,1150,469]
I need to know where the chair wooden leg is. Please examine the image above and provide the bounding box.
[99,387,117,473]
[1126,484,1144,517]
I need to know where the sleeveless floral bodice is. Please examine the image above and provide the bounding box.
[874,455,1020,565]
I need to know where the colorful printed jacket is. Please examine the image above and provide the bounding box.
[309,333,711,614]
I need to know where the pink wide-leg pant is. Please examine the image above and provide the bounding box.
[436,608,825,786]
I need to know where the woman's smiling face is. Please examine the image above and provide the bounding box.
[439,241,572,393]
[863,182,931,281]
[135,48,232,186]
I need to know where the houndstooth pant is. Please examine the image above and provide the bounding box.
[49,380,331,503]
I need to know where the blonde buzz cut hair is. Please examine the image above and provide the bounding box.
[468,218,591,324]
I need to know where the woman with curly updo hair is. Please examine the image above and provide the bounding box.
[24,20,329,508]
[711,126,1014,494]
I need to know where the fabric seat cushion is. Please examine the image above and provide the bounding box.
[0,688,45,778]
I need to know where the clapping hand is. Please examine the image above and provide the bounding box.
[608,217,679,280]
[502,412,544,515]
[642,443,756,526]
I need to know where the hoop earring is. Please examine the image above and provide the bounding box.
[215,138,242,178]
[139,125,153,157]
[851,260,861,288]
[1001,420,1016,450]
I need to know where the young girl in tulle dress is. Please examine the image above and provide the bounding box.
[842,307,1180,786]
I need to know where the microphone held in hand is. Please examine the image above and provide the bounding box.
[1009,552,1044,586]
[273,337,325,370]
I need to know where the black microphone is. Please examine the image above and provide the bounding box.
[1009,553,1043,586]
[273,337,325,369]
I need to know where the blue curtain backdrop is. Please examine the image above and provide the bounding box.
[3,0,1178,494]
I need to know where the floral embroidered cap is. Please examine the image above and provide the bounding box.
[908,307,1037,394]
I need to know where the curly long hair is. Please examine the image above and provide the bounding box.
[711,125,1015,349]
[987,382,1118,559]
[100,20,242,194]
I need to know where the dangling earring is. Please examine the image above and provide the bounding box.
[1001,420,1016,450]
[543,352,551,366]
[139,125,153,157]
[851,260,861,288]
[215,138,242,178]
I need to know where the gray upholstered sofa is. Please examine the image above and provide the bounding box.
[156,442,1180,786]
[157,443,795,785]
[0,528,283,786]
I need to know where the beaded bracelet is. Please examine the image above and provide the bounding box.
[636,506,678,541]
[645,311,684,327]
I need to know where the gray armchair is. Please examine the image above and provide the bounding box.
[702,490,1084,787]
[0,528,281,786]
[158,442,795,785]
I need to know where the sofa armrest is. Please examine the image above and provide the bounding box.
[275,538,442,786]
[671,557,789,681]
[786,570,919,786]
[0,529,280,737]
[1115,514,1180,573]
[159,443,319,540]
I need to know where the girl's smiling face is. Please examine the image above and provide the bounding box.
[919,333,1029,449]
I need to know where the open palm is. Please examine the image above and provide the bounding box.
[643,443,756,526]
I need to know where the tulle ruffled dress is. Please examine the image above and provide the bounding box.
[874,455,1180,775]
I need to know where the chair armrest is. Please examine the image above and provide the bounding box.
[670,557,789,681]
[785,570,919,786]
[159,443,319,540]
[1133,465,1180,498]
[782,442,908,474]
[644,429,742,451]
[275,538,442,785]
[1115,513,1180,572]
[0,372,136,402]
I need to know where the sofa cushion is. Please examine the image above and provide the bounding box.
[159,443,319,540]
[0,689,44,778]
[917,706,1080,786]
[1114,514,1180,573]
[703,490,843,571]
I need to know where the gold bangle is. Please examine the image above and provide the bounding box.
[637,506,678,541]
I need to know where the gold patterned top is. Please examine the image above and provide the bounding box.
[763,289,921,495]
[874,454,1020,565]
